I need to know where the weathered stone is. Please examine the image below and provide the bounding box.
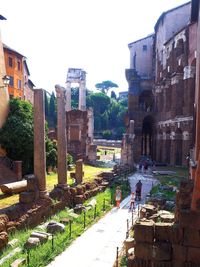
[170,223,183,244]
[134,242,152,260]
[134,221,154,243]
[155,222,172,242]
[76,185,84,195]
[75,159,83,184]
[25,175,38,191]
[74,204,85,214]
[0,221,5,232]
[159,213,174,223]
[11,258,26,267]
[127,247,135,257]
[60,218,73,224]
[8,238,19,248]
[152,242,172,261]
[124,238,135,254]
[0,180,27,194]
[187,246,200,264]
[46,221,65,234]
[0,231,8,250]
[172,244,187,263]
[86,198,97,208]
[179,210,200,229]
[0,214,9,224]
[74,195,84,205]
[184,227,200,247]
[24,237,40,249]
[19,191,36,204]
[30,231,49,243]
[0,247,22,265]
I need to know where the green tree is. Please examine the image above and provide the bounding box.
[49,92,57,128]
[71,87,79,109]
[95,80,118,94]
[111,90,117,99]
[0,99,34,174]
[44,91,49,117]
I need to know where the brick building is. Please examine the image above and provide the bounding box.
[122,2,195,167]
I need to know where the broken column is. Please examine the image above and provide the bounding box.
[55,85,67,188]
[75,159,83,184]
[65,81,71,111]
[79,71,86,111]
[34,89,47,198]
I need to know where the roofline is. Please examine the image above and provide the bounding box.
[164,25,188,45]
[154,1,191,32]
[24,60,30,76]
[128,33,155,48]
[3,43,25,58]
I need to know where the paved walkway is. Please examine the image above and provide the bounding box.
[47,172,156,267]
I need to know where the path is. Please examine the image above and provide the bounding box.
[47,172,156,267]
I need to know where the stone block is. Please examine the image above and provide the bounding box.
[26,175,38,191]
[124,238,135,254]
[0,221,6,232]
[152,242,172,261]
[11,258,26,267]
[172,244,187,263]
[74,195,85,205]
[46,221,65,234]
[179,210,200,229]
[19,191,36,204]
[155,222,172,242]
[24,237,40,249]
[0,214,9,224]
[187,246,200,264]
[134,242,152,260]
[0,231,8,250]
[170,223,183,244]
[134,221,154,243]
[76,185,84,195]
[184,228,200,247]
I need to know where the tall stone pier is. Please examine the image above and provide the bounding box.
[55,85,67,187]
[79,78,86,111]
[34,89,47,198]
[65,81,71,111]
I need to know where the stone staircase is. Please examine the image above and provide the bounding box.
[0,157,18,185]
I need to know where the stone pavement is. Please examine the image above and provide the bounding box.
[47,172,156,267]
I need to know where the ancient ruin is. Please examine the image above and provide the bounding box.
[65,68,97,161]
[121,2,195,168]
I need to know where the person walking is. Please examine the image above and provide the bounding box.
[135,180,142,201]
[129,192,135,212]
[115,186,122,208]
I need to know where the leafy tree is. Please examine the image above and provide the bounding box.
[49,92,57,128]
[44,91,49,117]
[71,87,79,109]
[95,80,118,94]
[0,99,34,174]
[87,92,110,115]
[46,139,57,171]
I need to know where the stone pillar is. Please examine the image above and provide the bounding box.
[13,161,22,181]
[65,81,71,111]
[34,89,47,198]
[79,80,86,111]
[88,108,94,142]
[75,159,83,184]
[55,85,67,188]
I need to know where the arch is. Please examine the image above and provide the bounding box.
[141,115,154,158]
[175,128,183,165]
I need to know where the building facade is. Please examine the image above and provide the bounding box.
[122,2,196,167]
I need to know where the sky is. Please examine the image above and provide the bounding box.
[1,0,189,95]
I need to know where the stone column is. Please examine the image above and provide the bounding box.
[65,81,71,111]
[55,85,67,187]
[79,80,86,111]
[88,108,94,142]
[34,89,47,198]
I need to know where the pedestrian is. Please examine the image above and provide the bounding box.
[129,192,135,212]
[115,186,122,208]
[135,180,142,201]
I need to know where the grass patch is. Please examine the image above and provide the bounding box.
[0,164,112,208]
[0,176,131,267]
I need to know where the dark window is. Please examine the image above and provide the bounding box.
[9,76,14,87]
[17,79,21,89]
[8,57,13,67]
[143,45,147,51]
[17,61,21,71]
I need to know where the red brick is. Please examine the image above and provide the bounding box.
[134,221,154,243]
